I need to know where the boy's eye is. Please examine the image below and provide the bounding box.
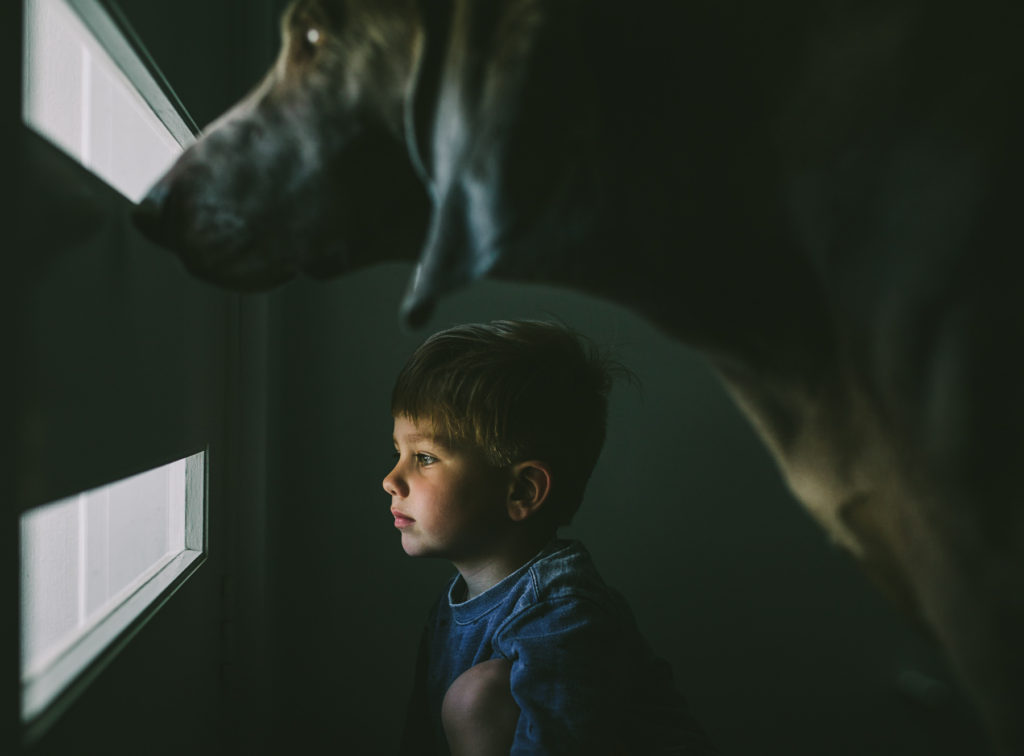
[416,453,438,466]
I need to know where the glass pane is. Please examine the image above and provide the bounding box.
[20,452,205,722]
[22,0,188,201]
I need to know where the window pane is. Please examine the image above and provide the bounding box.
[22,0,193,201]
[20,451,206,723]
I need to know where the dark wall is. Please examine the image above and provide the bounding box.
[102,3,285,752]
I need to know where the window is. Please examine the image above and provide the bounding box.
[22,0,195,201]
[20,0,206,728]
[20,452,207,724]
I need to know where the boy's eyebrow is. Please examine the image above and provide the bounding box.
[394,431,451,448]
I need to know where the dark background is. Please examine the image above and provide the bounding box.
[7,0,992,753]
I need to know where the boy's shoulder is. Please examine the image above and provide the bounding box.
[486,538,639,653]
[426,539,631,638]
[523,538,627,613]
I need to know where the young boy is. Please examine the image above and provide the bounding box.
[384,320,716,755]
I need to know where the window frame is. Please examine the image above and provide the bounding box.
[57,0,196,144]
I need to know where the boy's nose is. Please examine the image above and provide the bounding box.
[382,467,405,497]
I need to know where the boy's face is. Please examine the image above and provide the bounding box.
[384,415,513,561]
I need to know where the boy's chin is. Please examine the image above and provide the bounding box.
[399,533,435,558]
[401,534,460,562]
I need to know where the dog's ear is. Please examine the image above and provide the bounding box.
[403,0,450,191]
[401,0,600,326]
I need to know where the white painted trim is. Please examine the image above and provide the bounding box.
[185,451,207,552]
[63,0,197,145]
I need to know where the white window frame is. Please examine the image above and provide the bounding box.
[22,0,196,201]
[20,452,208,736]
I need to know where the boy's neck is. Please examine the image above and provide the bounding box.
[454,534,554,600]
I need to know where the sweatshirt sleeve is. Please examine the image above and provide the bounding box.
[494,596,635,755]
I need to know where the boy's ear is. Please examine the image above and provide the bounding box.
[506,461,552,522]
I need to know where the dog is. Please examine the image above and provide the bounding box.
[133,0,1024,750]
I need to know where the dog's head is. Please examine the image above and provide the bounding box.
[134,0,602,319]
[134,0,430,290]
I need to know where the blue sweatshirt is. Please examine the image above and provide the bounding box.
[400,539,717,754]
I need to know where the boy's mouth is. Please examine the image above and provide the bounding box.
[391,508,415,528]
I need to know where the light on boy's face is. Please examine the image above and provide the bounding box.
[385,415,511,562]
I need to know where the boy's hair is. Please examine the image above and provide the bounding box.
[391,320,614,525]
